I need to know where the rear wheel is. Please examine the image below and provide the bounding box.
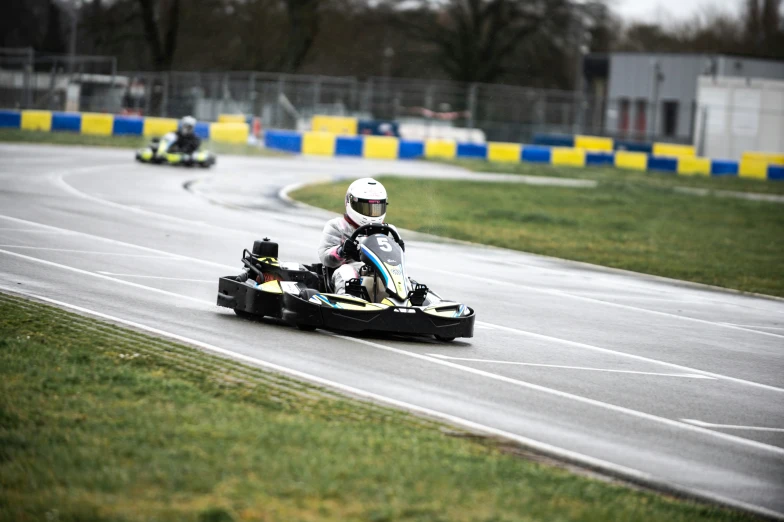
[234,310,259,320]
[435,335,456,342]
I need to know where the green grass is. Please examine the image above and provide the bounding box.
[0,128,287,157]
[292,177,784,297]
[435,158,784,195]
[0,293,755,522]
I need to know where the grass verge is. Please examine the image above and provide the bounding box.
[0,128,286,157]
[0,292,754,522]
[291,177,784,297]
[434,158,784,195]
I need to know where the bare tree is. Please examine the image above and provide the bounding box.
[280,0,322,72]
[401,0,573,84]
[137,0,181,71]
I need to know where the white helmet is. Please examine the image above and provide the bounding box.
[180,115,196,135]
[345,178,387,227]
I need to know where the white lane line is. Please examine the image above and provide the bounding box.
[682,420,784,433]
[416,266,784,340]
[474,321,784,394]
[1,287,781,520]
[52,170,316,248]
[0,255,773,454]
[0,228,74,234]
[426,354,716,379]
[333,334,784,457]
[97,271,213,283]
[0,245,176,258]
[0,214,238,271]
[0,249,213,307]
[721,323,784,331]
[2,212,782,395]
[57,169,784,338]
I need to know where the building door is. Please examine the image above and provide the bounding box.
[635,99,647,137]
[662,100,679,137]
[619,99,630,135]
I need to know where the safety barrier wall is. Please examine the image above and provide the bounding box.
[0,109,249,144]
[533,133,700,158]
[264,129,783,181]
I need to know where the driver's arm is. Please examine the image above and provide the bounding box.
[318,221,350,268]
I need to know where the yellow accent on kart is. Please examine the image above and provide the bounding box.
[381,298,396,307]
[259,280,282,294]
[256,257,279,266]
[139,149,154,160]
[194,151,209,161]
[166,153,182,163]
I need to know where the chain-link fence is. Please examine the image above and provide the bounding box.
[2,53,716,145]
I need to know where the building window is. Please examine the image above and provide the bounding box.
[635,99,647,136]
[662,101,679,137]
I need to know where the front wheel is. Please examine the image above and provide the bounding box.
[435,335,455,342]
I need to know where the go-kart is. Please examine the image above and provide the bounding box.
[216,224,475,341]
[135,132,216,168]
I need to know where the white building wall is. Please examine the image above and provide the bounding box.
[696,76,784,159]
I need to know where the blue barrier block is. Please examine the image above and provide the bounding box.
[264,130,302,153]
[648,155,677,173]
[51,112,81,132]
[586,151,615,166]
[0,110,21,128]
[112,115,144,136]
[456,143,488,159]
[768,164,784,181]
[614,140,653,154]
[194,122,210,139]
[398,140,424,159]
[521,145,551,163]
[335,136,363,156]
[532,133,574,147]
[710,159,738,176]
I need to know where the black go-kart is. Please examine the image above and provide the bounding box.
[216,224,475,341]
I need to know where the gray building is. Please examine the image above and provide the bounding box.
[586,52,784,143]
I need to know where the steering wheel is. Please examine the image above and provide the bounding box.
[349,224,405,251]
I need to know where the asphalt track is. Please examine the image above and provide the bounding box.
[1,143,783,518]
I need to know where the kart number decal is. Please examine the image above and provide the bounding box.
[377,237,392,252]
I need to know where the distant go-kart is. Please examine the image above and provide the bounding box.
[216,224,475,342]
[135,132,216,168]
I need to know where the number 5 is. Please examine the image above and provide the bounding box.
[377,237,392,252]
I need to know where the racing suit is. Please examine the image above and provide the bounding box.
[172,130,201,154]
[317,216,400,297]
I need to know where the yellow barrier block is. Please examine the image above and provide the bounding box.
[311,115,358,136]
[424,139,457,159]
[80,112,114,136]
[210,122,249,144]
[363,136,399,160]
[21,110,52,132]
[739,158,768,180]
[487,142,522,163]
[742,151,784,165]
[218,114,246,124]
[551,147,586,167]
[677,156,711,176]
[653,143,695,157]
[614,151,648,171]
[143,117,178,137]
[575,135,613,152]
[302,131,336,156]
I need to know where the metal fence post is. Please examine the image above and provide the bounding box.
[696,106,708,156]
[467,83,477,129]
[161,72,169,117]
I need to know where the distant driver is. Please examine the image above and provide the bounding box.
[171,115,201,154]
[317,178,397,296]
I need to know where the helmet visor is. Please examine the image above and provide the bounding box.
[350,197,386,218]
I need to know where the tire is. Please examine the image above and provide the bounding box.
[296,323,317,332]
[435,335,456,342]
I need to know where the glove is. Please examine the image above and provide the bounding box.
[338,239,360,261]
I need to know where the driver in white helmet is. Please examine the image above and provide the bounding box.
[317,178,397,297]
[172,115,201,154]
